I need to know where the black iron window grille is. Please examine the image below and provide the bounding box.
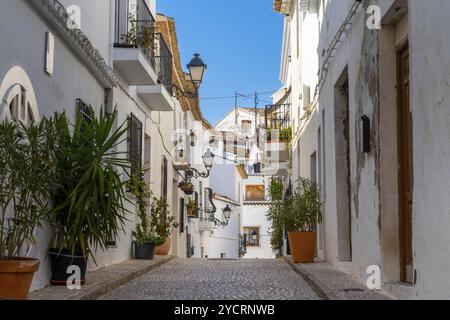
[76,98,94,124]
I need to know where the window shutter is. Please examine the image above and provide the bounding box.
[161,155,168,200]
[128,113,143,178]
[179,198,185,234]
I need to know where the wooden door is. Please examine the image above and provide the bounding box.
[397,43,413,283]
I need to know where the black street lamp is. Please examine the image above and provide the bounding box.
[251,229,258,245]
[212,205,232,227]
[187,149,215,179]
[173,53,207,99]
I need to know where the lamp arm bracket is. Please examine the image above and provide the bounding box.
[172,84,198,99]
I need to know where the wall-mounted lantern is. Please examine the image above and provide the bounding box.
[173,53,207,99]
[212,205,232,227]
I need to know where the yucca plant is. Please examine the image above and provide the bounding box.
[51,108,132,262]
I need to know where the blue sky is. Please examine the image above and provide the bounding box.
[157,0,284,126]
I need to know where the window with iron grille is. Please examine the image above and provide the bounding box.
[128,113,143,179]
[77,99,94,125]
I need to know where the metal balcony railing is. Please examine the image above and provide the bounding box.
[114,0,156,68]
[265,104,291,130]
[154,33,173,95]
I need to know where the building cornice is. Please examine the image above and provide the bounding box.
[213,193,240,207]
[29,0,117,88]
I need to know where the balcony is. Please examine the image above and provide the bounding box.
[136,34,174,111]
[173,144,190,171]
[261,104,292,164]
[198,219,217,233]
[262,139,291,163]
[113,0,158,85]
[261,161,290,177]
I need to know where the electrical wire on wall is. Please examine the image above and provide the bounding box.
[292,0,363,146]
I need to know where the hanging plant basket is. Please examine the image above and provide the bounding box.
[179,181,194,195]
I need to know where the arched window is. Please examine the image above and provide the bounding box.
[0,66,39,125]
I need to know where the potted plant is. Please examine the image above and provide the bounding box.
[285,178,322,263]
[178,179,194,195]
[153,197,178,256]
[0,118,57,299]
[48,109,131,285]
[186,199,199,218]
[131,174,163,260]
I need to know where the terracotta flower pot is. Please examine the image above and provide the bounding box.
[155,237,172,256]
[187,207,198,218]
[288,232,316,263]
[0,258,40,300]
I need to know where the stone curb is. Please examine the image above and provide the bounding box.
[82,256,176,300]
[31,255,175,300]
[282,256,339,300]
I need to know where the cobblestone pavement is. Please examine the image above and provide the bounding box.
[100,258,320,300]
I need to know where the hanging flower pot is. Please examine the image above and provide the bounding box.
[179,180,194,195]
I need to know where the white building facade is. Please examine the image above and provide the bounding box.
[213,108,277,259]
[275,0,450,299]
[0,0,213,292]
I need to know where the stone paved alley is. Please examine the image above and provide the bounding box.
[100,259,320,300]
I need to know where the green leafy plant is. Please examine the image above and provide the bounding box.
[186,198,199,218]
[266,179,285,252]
[178,179,194,194]
[284,178,322,233]
[120,13,155,51]
[51,109,132,261]
[186,199,198,211]
[0,118,57,260]
[150,197,178,243]
[130,173,162,246]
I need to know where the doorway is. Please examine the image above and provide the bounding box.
[397,42,413,283]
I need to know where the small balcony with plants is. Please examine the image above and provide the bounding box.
[136,33,174,111]
[113,0,159,85]
[173,132,191,171]
[262,104,292,164]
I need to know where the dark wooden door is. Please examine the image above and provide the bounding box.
[397,43,413,283]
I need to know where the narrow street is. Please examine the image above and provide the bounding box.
[100,259,320,300]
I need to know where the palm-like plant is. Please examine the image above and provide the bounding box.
[51,109,132,261]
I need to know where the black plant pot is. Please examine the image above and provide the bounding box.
[133,241,155,260]
[48,248,88,286]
